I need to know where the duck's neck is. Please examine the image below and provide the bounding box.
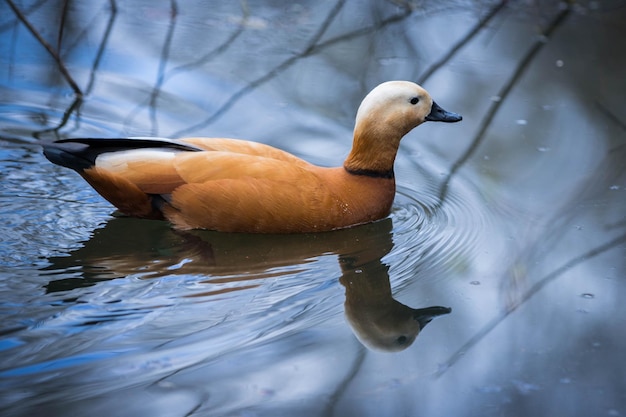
[343,121,403,178]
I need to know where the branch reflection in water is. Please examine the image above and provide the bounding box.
[43,216,451,352]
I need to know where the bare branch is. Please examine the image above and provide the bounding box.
[57,0,70,52]
[323,346,367,416]
[84,0,118,95]
[417,0,508,85]
[148,0,179,136]
[437,4,571,203]
[162,0,250,80]
[33,96,83,140]
[434,232,626,378]
[173,1,413,137]
[0,0,47,33]
[5,0,83,97]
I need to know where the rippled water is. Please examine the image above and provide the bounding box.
[1,1,626,416]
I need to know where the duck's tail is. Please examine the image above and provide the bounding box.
[42,137,203,172]
[43,140,95,171]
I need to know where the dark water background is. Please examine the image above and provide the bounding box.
[1,1,625,416]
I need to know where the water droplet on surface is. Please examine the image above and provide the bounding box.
[537,146,551,152]
[470,281,480,286]
[516,119,528,125]
[388,378,402,389]
[477,385,503,393]
[436,363,449,374]
[354,269,362,274]
[512,380,540,395]
[556,59,564,67]
[581,293,594,299]
[609,185,620,190]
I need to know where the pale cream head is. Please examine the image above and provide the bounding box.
[346,81,461,174]
[355,81,434,136]
[344,302,452,352]
[345,304,422,351]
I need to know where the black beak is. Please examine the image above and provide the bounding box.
[425,101,462,123]
[413,306,452,329]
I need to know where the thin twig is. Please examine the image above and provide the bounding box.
[6,0,83,97]
[437,4,571,203]
[173,1,413,137]
[307,7,411,55]
[31,1,117,140]
[57,0,70,52]
[33,96,83,139]
[417,0,508,85]
[148,0,179,136]
[84,0,118,95]
[122,0,249,134]
[434,232,626,378]
[323,345,367,416]
[595,100,626,136]
[302,0,347,54]
[162,0,250,81]
[0,0,47,33]
[172,0,349,137]
[596,97,626,153]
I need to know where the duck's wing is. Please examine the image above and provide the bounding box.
[181,137,312,168]
[85,140,314,190]
[94,149,343,232]
[44,138,339,230]
[169,150,313,183]
[161,153,343,232]
[43,136,313,193]
[105,151,341,232]
[44,137,310,171]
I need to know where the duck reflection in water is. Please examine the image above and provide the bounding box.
[44,217,451,351]
[340,259,451,352]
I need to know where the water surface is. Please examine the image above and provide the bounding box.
[1,1,625,416]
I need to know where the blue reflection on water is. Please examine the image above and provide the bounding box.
[1,1,626,416]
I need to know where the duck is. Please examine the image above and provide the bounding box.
[339,238,452,351]
[43,81,462,233]
[342,268,452,351]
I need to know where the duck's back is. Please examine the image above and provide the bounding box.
[43,137,395,233]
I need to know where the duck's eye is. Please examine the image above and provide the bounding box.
[409,97,419,105]
[396,335,408,345]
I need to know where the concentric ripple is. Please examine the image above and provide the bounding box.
[388,171,494,286]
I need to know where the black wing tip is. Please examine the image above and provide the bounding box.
[42,141,94,170]
[51,137,204,152]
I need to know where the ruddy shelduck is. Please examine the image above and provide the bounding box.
[43,81,462,233]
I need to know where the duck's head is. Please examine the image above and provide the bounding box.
[346,81,461,174]
[356,81,462,129]
[345,302,452,352]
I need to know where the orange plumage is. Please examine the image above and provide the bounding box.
[43,81,461,233]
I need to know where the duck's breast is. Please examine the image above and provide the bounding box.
[313,167,396,228]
